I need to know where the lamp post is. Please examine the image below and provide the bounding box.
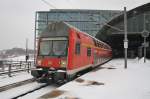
[25,38,29,62]
[141,30,149,63]
[141,13,149,63]
[96,7,128,69]
[124,7,128,69]
[34,12,37,66]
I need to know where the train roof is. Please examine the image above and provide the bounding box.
[40,21,70,37]
[40,21,110,47]
[40,21,91,38]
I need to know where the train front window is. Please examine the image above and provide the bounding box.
[39,41,52,56]
[39,38,68,57]
[53,41,67,56]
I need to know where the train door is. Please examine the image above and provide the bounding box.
[93,50,98,67]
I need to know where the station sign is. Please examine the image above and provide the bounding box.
[142,42,149,47]
[124,41,128,48]
[141,30,149,38]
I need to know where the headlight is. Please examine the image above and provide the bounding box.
[37,60,42,66]
[48,61,52,65]
[60,60,67,67]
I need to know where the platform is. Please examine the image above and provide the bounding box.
[39,58,150,99]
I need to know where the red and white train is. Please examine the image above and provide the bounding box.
[31,21,112,83]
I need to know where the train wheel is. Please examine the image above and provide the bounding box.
[37,78,49,83]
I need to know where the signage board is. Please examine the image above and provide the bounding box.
[124,41,128,48]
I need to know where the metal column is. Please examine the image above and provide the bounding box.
[124,7,128,69]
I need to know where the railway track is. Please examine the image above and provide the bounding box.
[11,84,49,99]
[0,78,35,92]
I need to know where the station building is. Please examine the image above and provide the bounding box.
[35,9,121,37]
[96,3,150,58]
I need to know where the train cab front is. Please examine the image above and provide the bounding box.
[31,37,68,83]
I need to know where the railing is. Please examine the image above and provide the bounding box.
[0,61,34,77]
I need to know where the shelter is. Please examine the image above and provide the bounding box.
[96,3,150,58]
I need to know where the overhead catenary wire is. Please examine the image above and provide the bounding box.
[40,0,78,20]
[41,0,57,9]
[66,0,81,9]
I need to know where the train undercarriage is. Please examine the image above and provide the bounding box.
[31,68,69,84]
[31,66,93,84]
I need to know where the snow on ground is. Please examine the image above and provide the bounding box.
[0,54,34,87]
[19,85,57,99]
[0,72,33,87]
[7,55,26,61]
[0,55,58,99]
[0,71,57,99]
[7,55,34,61]
[40,58,150,99]
[0,82,46,99]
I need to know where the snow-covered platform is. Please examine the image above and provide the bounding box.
[39,58,150,99]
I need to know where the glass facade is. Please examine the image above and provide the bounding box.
[35,9,121,37]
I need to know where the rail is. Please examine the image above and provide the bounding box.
[0,78,35,92]
[11,84,49,99]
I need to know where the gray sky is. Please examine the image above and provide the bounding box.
[0,0,149,50]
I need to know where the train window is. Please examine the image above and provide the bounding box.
[76,33,81,39]
[96,41,99,47]
[87,47,91,56]
[75,43,80,55]
[39,41,52,56]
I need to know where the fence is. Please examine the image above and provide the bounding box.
[0,60,34,77]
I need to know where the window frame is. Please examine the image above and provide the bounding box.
[75,42,81,55]
[87,47,91,56]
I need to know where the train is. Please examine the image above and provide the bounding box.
[31,21,112,83]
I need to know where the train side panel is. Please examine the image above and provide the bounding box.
[67,28,112,75]
[67,28,95,75]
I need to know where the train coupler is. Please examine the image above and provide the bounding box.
[31,69,52,83]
